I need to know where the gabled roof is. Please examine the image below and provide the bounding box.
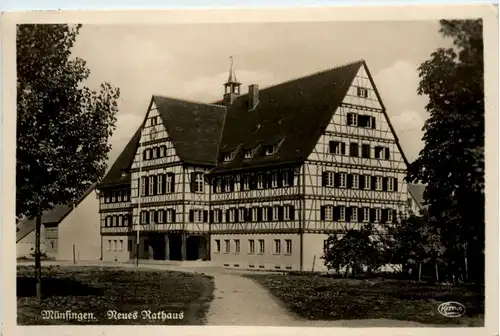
[209,60,364,173]
[153,96,226,166]
[16,183,97,243]
[97,126,142,188]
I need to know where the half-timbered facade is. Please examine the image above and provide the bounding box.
[97,59,422,270]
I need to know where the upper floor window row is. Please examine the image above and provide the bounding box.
[219,205,296,223]
[221,139,284,163]
[140,173,175,196]
[320,205,397,224]
[142,145,171,161]
[104,214,132,227]
[347,113,376,129]
[213,169,294,194]
[140,209,176,224]
[347,142,391,160]
[322,171,398,192]
[104,190,130,203]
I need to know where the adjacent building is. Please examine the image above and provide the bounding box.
[97,59,422,271]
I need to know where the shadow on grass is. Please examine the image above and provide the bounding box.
[17,277,104,298]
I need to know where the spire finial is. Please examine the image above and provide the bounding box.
[227,56,237,83]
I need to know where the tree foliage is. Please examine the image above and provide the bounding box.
[17,24,120,219]
[407,19,484,282]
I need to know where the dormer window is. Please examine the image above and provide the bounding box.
[223,152,232,162]
[357,87,368,98]
[264,146,274,155]
[244,150,253,159]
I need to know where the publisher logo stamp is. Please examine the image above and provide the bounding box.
[438,302,466,317]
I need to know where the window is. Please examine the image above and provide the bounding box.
[151,116,158,126]
[361,144,371,158]
[284,206,291,220]
[262,207,269,221]
[363,208,370,222]
[285,240,292,254]
[339,173,347,188]
[242,175,250,191]
[192,209,203,223]
[349,143,359,157]
[150,210,156,224]
[234,240,240,253]
[159,146,166,157]
[148,176,155,195]
[216,179,222,193]
[325,171,335,187]
[117,191,122,202]
[117,216,122,226]
[357,87,368,98]
[366,116,373,128]
[107,240,111,251]
[384,147,390,160]
[213,209,221,223]
[258,240,265,254]
[224,240,230,253]
[364,175,371,190]
[351,207,358,221]
[224,177,232,192]
[166,174,174,193]
[273,206,280,221]
[140,176,147,196]
[123,190,129,202]
[325,205,334,220]
[271,172,278,188]
[252,208,258,222]
[113,240,117,251]
[376,176,383,191]
[111,192,116,203]
[282,170,290,187]
[119,240,123,252]
[157,210,164,223]
[375,208,382,223]
[145,149,151,160]
[339,206,346,221]
[388,209,393,223]
[347,113,358,126]
[274,240,281,254]
[229,209,235,222]
[215,240,221,253]
[257,174,264,189]
[375,146,390,160]
[194,173,204,193]
[140,211,147,224]
[249,240,255,254]
[157,174,164,194]
[151,147,157,159]
[352,174,359,189]
[329,141,346,155]
[123,215,129,227]
[105,193,111,203]
[239,208,246,222]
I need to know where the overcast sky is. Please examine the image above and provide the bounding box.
[70,21,453,167]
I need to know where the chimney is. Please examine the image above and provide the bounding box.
[248,84,259,110]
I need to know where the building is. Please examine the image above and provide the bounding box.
[97,59,422,271]
[16,184,101,261]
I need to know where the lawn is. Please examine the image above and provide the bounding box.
[17,265,214,325]
[247,273,484,326]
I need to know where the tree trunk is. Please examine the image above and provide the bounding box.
[35,207,42,302]
[435,262,439,283]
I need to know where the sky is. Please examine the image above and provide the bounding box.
[70,21,453,167]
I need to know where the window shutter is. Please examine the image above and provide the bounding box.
[381,209,388,223]
[169,173,175,193]
[224,209,229,222]
[234,208,239,223]
[277,172,283,188]
[320,206,325,220]
[334,173,340,187]
[392,209,398,223]
[347,174,353,188]
[144,176,150,196]
[371,176,376,190]
[250,175,257,190]
[322,172,328,186]
[329,141,335,153]
[394,178,399,191]
[221,178,226,192]
[290,205,295,220]
[212,179,217,193]
[209,210,214,223]
[203,210,208,223]
[230,178,235,192]
[359,208,364,222]
[146,211,150,224]
[288,169,294,186]
[142,150,147,161]
[333,206,339,221]
[372,116,376,129]
[370,209,376,223]
[346,207,351,222]
[217,210,222,223]
[346,113,353,126]
[247,208,253,222]
[239,176,244,191]
[278,206,284,221]
[268,207,273,221]
[189,210,194,222]
[190,172,196,192]
[384,147,390,160]
[341,142,346,155]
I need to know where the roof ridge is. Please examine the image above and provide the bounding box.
[235,59,365,97]
[153,94,225,109]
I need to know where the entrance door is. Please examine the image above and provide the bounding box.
[169,234,183,261]
[149,234,166,260]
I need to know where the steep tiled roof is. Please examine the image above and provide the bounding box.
[154,96,226,166]
[97,126,142,188]
[209,60,364,173]
[16,184,97,243]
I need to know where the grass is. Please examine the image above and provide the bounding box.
[247,273,484,326]
[17,265,214,325]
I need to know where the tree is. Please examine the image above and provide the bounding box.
[407,19,484,283]
[17,24,119,300]
[322,225,387,277]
